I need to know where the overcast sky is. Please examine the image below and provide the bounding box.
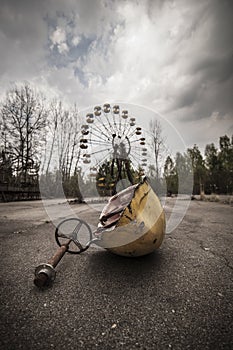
[0,0,232,152]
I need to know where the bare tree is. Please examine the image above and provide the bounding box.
[67,105,81,177]
[59,105,82,180]
[43,100,81,180]
[1,84,47,184]
[41,99,60,175]
[149,119,166,178]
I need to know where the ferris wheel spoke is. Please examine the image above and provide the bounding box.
[88,138,112,146]
[132,146,145,152]
[88,147,112,157]
[125,131,135,139]
[88,140,111,146]
[119,115,122,135]
[94,113,115,136]
[95,107,115,134]
[130,139,143,144]
[130,145,143,154]
[126,129,138,139]
[111,111,117,133]
[134,153,148,163]
[122,122,130,135]
[129,151,141,163]
[121,117,130,136]
[90,127,110,141]
[89,124,109,139]
[93,150,114,169]
[131,158,144,169]
[104,112,116,134]
[130,149,147,165]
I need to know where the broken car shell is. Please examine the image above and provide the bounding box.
[94,177,165,257]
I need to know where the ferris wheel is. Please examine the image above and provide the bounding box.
[79,104,149,193]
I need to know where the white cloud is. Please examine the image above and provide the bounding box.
[72,35,81,47]
[58,42,69,54]
[50,27,66,45]
[50,26,69,53]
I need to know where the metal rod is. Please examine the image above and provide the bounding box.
[48,242,70,267]
[34,240,71,288]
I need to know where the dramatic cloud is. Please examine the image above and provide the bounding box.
[0,0,232,149]
[50,26,69,53]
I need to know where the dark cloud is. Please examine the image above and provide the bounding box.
[192,53,233,84]
[171,52,233,117]
[0,0,48,83]
[0,0,232,148]
[164,0,233,123]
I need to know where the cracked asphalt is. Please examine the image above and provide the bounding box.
[0,198,232,350]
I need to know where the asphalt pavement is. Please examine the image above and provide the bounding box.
[0,198,232,349]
